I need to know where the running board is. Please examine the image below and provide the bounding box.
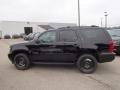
[33,62,74,65]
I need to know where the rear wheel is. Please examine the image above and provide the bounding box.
[76,54,97,74]
[14,53,30,70]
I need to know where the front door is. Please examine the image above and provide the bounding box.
[31,31,64,62]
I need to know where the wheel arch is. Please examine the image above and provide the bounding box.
[11,50,30,62]
[77,49,99,62]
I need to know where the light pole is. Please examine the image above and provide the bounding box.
[101,18,103,27]
[104,12,108,29]
[78,0,80,27]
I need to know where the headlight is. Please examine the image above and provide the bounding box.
[9,46,12,52]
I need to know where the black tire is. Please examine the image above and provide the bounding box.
[76,54,97,74]
[14,53,30,70]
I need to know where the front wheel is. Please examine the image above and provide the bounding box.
[14,53,30,70]
[76,54,97,74]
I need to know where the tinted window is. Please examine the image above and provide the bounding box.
[78,29,109,42]
[59,30,77,42]
[38,31,56,43]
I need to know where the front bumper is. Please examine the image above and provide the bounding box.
[99,52,115,63]
[8,53,14,63]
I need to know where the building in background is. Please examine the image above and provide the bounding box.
[0,21,76,37]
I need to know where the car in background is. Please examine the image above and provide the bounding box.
[24,32,41,41]
[12,34,20,39]
[4,34,11,39]
[20,33,26,38]
[24,33,32,41]
[107,29,120,55]
[33,32,41,40]
[24,33,35,41]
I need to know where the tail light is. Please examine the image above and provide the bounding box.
[109,39,115,53]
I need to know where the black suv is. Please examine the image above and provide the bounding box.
[8,26,115,74]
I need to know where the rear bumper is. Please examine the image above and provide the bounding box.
[99,52,115,63]
[114,46,120,53]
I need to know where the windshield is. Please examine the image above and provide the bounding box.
[107,29,120,37]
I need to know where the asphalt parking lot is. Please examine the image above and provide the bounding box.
[0,39,120,90]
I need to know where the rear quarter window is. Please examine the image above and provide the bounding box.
[78,29,110,43]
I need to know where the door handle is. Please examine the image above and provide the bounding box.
[64,43,78,46]
[49,45,56,48]
[73,44,78,47]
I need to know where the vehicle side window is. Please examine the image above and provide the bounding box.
[59,30,77,42]
[78,29,108,42]
[38,31,56,43]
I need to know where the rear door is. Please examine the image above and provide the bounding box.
[58,30,79,62]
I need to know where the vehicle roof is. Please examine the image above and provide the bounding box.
[48,26,104,31]
[59,26,103,30]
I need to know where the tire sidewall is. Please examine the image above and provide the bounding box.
[14,53,30,70]
[76,54,97,74]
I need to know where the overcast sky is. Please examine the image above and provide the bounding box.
[0,0,120,27]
